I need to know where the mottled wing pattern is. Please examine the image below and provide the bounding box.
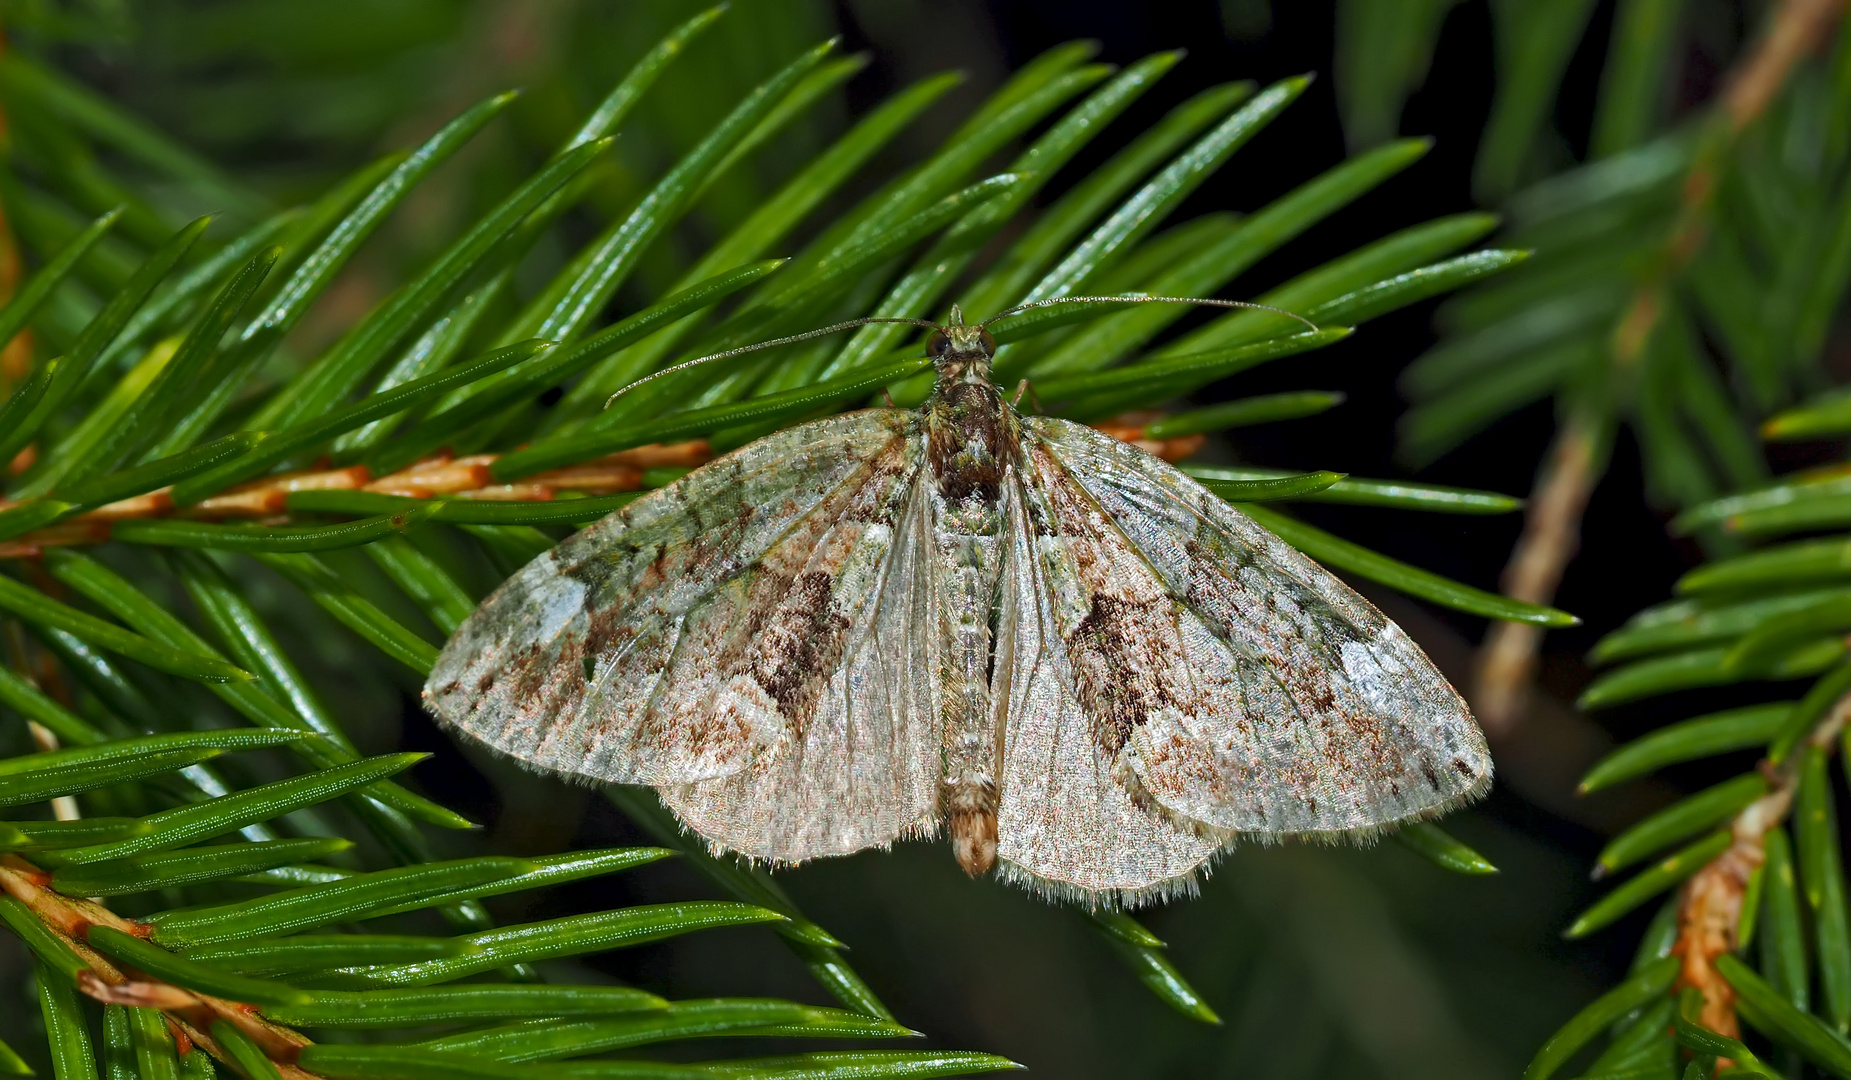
[992,468,1223,901]
[1015,416,1489,845]
[425,409,940,852]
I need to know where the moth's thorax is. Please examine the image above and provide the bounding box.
[926,345,1017,505]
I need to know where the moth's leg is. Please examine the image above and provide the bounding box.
[1010,379,1043,413]
[880,388,899,408]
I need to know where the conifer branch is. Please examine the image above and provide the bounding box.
[1,854,318,1077]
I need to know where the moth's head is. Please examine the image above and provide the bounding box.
[925,305,996,369]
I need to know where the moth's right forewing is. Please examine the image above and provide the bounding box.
[1027,417,1490,839]
[423,409,919,785]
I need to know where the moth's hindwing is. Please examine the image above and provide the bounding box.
[423,409,934,802]
[993,469,1224,903]
[658,436,946,862]
[1019,416,1490,842]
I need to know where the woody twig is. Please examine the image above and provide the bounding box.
[0,419,1206,560]
[0,440,714,559]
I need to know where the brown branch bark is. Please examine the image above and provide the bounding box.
[1674,689,1851,1037]
[1471,0,1849,737]
[1474,410,1603,736]
[0,30,29,399]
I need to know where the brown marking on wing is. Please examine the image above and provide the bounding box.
[627,432,916,767]
[1066,594,1179,755]
[751,569,850,717]
[1021,441,1202,759]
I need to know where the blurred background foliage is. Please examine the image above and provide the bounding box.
[0,2,1846,1079]
[1328,0,1851,1077]
[1348,0,1851,738]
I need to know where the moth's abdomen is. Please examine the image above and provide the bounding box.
[924,381,1017,877]
[937,521,1003,877]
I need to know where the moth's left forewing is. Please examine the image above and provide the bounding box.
[424,409,922,786]
[1023,416,1491,841]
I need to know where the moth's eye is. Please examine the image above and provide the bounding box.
[926,332,950,358]
[978,330,997,356]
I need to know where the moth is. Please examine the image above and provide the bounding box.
[424,297,1491,905]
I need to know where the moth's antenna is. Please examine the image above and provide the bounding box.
[603,317,945,409]
[977,294,1320,334]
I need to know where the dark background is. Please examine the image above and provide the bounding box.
[640,6,1686,1076]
